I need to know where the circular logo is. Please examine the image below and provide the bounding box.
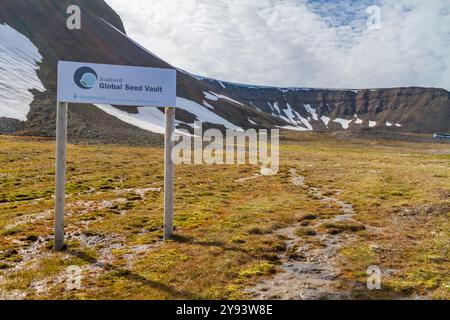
[74,67,98,89]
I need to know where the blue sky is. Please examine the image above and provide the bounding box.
[105,0,450,90]
[306,0,380,27]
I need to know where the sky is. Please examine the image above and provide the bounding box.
[104,0,450,90]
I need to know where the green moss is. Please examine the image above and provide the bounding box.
[230,236,246,244]
[238,262,275,280]
[295,227,317,237]
[322,221,366,234]
[0,227,21,236]
[0,250,22,263]
[246,227,272,235]
[66,182,90,193]
[299,214,317,221]
[389,191,405,197]
[117,202,135,211]
[99,270,132,282]
[341,244,378,269]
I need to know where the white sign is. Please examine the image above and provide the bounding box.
[57,61,177,107]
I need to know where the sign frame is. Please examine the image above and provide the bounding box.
[57,61,176,107]
[54,61,177,251]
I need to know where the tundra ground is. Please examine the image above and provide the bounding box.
[0,133,448,299]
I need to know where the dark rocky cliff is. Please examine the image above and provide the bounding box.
[0,0,448,145]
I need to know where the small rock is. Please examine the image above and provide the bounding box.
[25,235,39,242]
[370,244,383,253]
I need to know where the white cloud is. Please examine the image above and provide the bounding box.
[105,0,450,90]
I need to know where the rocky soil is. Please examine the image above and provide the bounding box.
[246,169,364,300]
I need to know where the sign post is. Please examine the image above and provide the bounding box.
[164,107,175,240]
[56,61,177,251]
[54,101,68,251]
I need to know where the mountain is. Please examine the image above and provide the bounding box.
[200,79,450,134]
[0,0,449,145]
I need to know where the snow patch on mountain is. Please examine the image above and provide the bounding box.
[321,115,331,127]
[203,101,214,109]
[203,90,244,106]
[304,104,318,121]
[96,104,169,134]
[0,23,45,121]
[269,102,281,114]
[96,97,242,134]
[333,118,352,129]
[176,97,242,129]
[280,103,312,131]
[204,91,219,101]
[209,92,243,106]
[354,114,363,124]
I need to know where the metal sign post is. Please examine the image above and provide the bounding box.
[55,61,176,251]
[54,101,68,251]
[164,107,175,240]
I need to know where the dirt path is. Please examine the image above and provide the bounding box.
[245,169,361,300]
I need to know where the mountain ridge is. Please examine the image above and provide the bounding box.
[0,0,449,145]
